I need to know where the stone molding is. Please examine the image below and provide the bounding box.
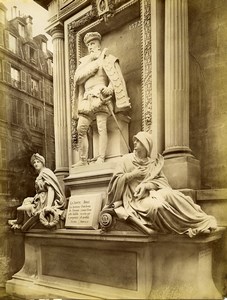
[140,0,152,133]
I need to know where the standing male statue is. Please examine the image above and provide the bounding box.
[73,32,130,166]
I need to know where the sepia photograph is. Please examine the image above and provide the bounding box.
[0,0,226,299]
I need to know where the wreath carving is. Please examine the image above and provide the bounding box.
[39,207,59,228]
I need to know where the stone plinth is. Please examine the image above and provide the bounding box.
[64,163,117,230]
[5,228,224,299]
[163,156,201,189]
[66,160,119,196]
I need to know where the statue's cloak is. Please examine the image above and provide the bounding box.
[72,51,131,119]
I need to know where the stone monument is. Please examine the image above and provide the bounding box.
[6,1,225,300]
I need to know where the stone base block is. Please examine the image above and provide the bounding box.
[163,156,201,189]
[65,160,117,196]
[6,228,224,299]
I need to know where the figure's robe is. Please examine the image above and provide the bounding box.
[107,153,217,237]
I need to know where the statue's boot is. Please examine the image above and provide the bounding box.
[74,157,88,167]
[95,156,105,164]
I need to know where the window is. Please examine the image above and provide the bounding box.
[11,98,23,125]
[31,78,39,97]
[29,47,37,64]
[26,103,43,130]
[18,23,25,38]
[0,137,7,169]
[11,66,20,88]
[9,33,17,53]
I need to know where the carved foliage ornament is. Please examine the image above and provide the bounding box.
[140,0,152,133]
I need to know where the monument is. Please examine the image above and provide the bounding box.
[6,0,226,299]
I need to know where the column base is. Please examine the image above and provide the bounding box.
[163,156,201,189]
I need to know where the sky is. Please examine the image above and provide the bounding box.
[3,0,52,50]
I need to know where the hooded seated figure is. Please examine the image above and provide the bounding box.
[8,153,66,230]
[102,131,217,237]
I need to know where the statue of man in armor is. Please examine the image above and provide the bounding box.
[73,32,130,166]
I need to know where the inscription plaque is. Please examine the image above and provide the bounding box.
[65,194,103,229]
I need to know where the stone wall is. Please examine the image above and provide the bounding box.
[188,0,227,189]
[188,1,227,293]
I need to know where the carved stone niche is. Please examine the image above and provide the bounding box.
[65,0,145,167]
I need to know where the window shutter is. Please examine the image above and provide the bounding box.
[18,100,23,125]
[4,30,9,48]
[27,74,31,94]
[25,44,30,61]
[49,86,53,104]
[25,103,31,125]
[0,91,6,121]
[0,59,2,80]
[0,27,4,46]
[3,61,11,83]
[21,71,26,91]
[34,49,38,61]
[39,80,44,99]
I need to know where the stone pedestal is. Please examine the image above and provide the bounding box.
[163,156,201,190]
[65,162,117,231]
[5,228,224,299]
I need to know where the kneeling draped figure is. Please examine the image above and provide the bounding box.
[9,153,66,230]
[102,131,217,237]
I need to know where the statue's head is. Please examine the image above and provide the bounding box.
[133,132,153,157]
[30,153,45,171]
[84,32,102,54]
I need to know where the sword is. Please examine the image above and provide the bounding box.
[100,94,131,153]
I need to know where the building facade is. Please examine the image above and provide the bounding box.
[0,3,54,195]
[0,2,54,286]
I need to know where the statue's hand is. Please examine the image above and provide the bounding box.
[134,183,147,200]
[101,86,113,97]
[126,167,146,182]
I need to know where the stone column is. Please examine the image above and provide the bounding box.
[51,24,69,186]
[163,0,200,189]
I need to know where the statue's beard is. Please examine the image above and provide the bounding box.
[89,50,101,60]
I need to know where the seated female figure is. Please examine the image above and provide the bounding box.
[9,153,66,230]
[104,132,217,237]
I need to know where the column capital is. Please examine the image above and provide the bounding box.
[49,22,64,40]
